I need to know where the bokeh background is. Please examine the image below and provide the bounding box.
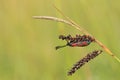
[1,0,120,80]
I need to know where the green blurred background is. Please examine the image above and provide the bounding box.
[1,0,120,80]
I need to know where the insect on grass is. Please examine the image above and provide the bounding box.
[33,4,120,76]
[56,34,95,50]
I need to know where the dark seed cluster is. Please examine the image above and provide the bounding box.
[68,50,103,76]
[59,34,95,42]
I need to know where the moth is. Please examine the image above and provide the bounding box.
[56,34,95,50]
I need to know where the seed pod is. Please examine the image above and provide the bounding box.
[68,50,103,76]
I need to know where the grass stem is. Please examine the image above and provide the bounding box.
[33,5,120,63]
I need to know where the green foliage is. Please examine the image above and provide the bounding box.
[0,0,120,80]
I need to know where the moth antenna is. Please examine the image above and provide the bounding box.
[55,44,68,50]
